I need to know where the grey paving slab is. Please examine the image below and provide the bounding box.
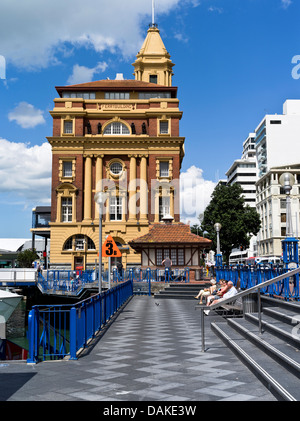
[0,296,277,403]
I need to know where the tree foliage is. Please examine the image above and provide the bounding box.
[201,183,261,263]
[17,249,39,268]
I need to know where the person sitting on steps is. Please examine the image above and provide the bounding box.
[194,278,217,304]
[204,281,238,315]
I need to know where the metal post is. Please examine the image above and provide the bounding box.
[70,307,77,360]
[108,256,111,289]
[98,204,102,294]
[258,289,262,335]
[201,307,205,352]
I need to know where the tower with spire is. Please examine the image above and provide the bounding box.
[133,24,174,86]
[47,22,185,270]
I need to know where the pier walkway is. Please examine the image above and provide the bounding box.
[0,296,276,402]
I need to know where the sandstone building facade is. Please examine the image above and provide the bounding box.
[48,25,185,270]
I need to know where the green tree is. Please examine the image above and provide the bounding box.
[16,249,39,268]
[201,183,261,264]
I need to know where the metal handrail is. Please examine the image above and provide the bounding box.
[197,267,300,352]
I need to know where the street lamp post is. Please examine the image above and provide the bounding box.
[214,222,222,266]
[94,191,106,294]
[279,172,298,269]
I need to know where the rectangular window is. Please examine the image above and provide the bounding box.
[171,249,177,265]
[62,92,95,99]
[159,120,169,134]
[270,120,281,124]
[178,249,184,265]
[280,199,287,209]
[159,161,169,177]
[62,197,72,222]
[156,249,163,265]
[159,196,170,221]
[63,161,72,177]
[63,120,73,134]
[149,75,158,84]
[104,92,130,99]
[110,197,122,221]
[139,92,171,99]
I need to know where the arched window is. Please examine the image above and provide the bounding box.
[103,122,130,135]
[63,235,96,251]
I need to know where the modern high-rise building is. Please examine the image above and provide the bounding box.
[226,133,257,208]
[226,133,258,263]
[255,100,300,178]
[47,25,185,270]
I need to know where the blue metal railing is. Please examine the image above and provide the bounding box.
[37,267,190,296]
[27,280,133,363]
[112,267,190,283]
[216,264,300,301]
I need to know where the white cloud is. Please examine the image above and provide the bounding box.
[0,0,199,70]
[180,166,216,225]
[8,102,46,129]
[67,62,108,85]
[0,138,51,204]
[208,6,223,14]
[281,0,292,9]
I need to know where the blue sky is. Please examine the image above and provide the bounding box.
[0,0,299,238]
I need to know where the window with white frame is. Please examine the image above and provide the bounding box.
[159,120,169,134]
[159,196,170,221]
[103,122,130,135]
[75,235,85,250]
[159,161,169,177]
[63,235,96,251]
[63,120,73,134]
[63,161,73,178]
[110,196,122,221]
[61,197,72,222]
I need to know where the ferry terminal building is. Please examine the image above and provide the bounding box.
[45,24,210,278]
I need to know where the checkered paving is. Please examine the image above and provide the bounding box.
[1,297,276,401]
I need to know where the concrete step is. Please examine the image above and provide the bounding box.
[211,320,300,401]
[245,312,300,349]
[154,283,210,299]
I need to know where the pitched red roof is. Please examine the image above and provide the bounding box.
[129,223,212,247]
[55,79,177,94]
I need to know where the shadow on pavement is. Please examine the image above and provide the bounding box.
[0,373,37,401]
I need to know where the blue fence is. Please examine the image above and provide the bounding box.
[27,280,133,363]
[37,267,190,296]
[216,265,300,301]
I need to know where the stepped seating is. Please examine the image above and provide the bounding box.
[154,282,211,299]
[211,296,300,401]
